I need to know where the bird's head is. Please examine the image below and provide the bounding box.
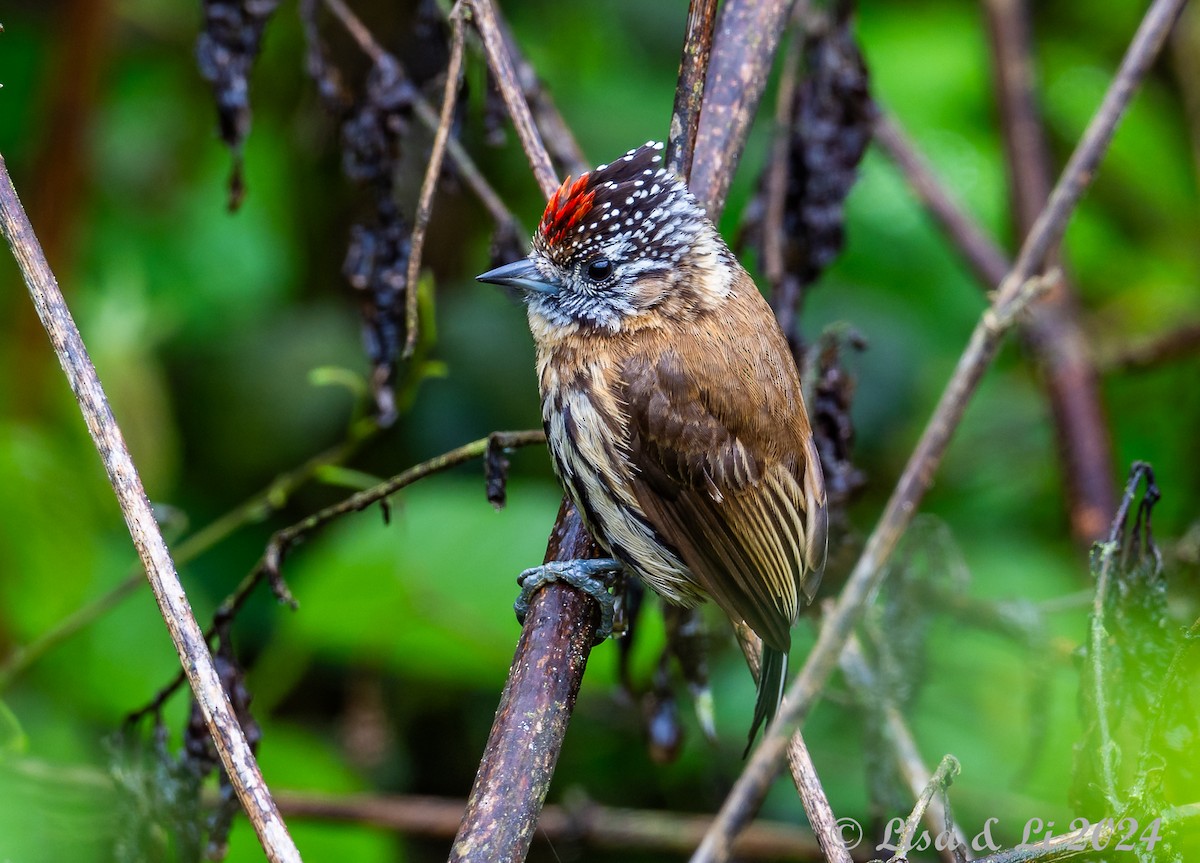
[477,142,736,335]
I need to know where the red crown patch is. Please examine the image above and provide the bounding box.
[539,173,596,249]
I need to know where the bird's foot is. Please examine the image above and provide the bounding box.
[515,558,623,643]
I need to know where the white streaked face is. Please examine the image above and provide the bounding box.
[523,142,717,332]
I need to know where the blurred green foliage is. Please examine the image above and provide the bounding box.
[0,0,1198,861]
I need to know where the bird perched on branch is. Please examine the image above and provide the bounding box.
[477,142,828,748]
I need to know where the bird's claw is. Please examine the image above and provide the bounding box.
[515,558,623,643]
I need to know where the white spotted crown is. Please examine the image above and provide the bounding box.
[533,142,707,269]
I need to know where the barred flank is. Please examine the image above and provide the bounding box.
[545,380,703,609]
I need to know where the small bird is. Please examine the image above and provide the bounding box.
[477,142,828,747]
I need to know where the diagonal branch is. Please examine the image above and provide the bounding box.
[840,636,973,862]
[984,0,1053,235]
[126,430,547,723]
[983,0,1117,543]
[450,499,604,863]
[277,790,836,860]
[486,10,590,177]
[261,431,545,579]
[668,0,720,179]
[690,0,796,217]
[403,3,466,359]
[691,0,1187,857]
[1099,319,1200,371]
[466,0,559,198]
[0,155,301,862]
[734,623,853,863]
[321,0,515,228]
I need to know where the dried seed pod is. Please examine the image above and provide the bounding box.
[744,6,873,334]
[195,0,280,210]
[485,435,513,510]
[644,656,684,764]
[808,325,868,521]
[298,0,348,112]
[785,9,873,284]
[343,204,412,425]
[663,605,716,742]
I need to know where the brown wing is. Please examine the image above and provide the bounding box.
[620,320,827,652]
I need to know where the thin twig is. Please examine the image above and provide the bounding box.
[404,4,466,359]
[321,0,515,227]
[690,0,796,217]
[0,415,379,692]
[1099,320,1200,372]
[486,9,589,177]
[126,430,546,722]
[984,0,1053,234]
[668,0,720,180]
[965,798,1200,863]
[983,0,1117,544]
[275,791,835,859]
[0,154,301,862]
[890,755,961,861]
[692,2,1186,857]
[322,0,382,60]
[466,0,558,198]
[786,734,854,863]
[840,636,972,863]
[971,824,1117,863]
[264,430,544,572]
[733,623,852,863]
[1005,1,1185,292]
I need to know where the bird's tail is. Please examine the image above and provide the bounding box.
[746,645,787,756]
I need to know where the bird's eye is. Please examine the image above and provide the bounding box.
[585,257,613,282]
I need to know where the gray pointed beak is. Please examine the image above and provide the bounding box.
[476,258,561,296]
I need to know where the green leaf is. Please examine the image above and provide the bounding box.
[308,366,370,400]
[314,464,386,492]
[0,699,28,757]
